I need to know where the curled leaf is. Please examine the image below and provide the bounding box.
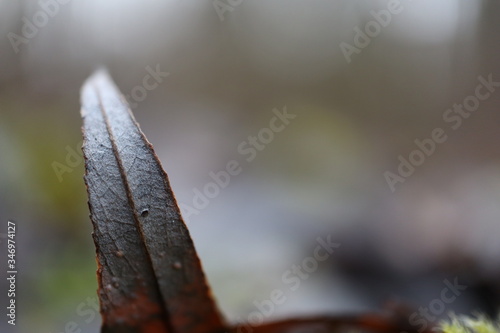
[81,70,226,333]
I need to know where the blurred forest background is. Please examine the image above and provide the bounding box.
[1,1,500,332]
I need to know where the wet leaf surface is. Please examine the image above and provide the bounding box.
[81,70,226,333]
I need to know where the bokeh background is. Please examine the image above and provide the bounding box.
[1,1,500,332]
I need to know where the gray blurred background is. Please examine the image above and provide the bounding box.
[1,1,500,332]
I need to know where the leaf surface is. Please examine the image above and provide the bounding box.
[81,70,226,333]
